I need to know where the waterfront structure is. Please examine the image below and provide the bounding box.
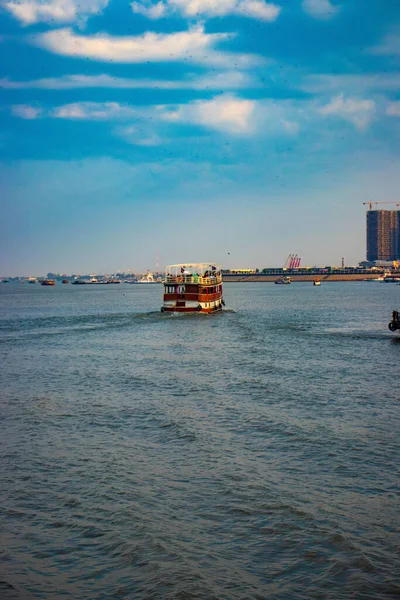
[366,210,400,261]
[162,264,223,313]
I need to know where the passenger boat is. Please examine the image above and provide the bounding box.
[41,279,55,286]
[313,278,321,286]
[162,263,224,313]
[275,276,291,285]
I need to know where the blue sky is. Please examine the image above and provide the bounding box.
[1,0,399,275]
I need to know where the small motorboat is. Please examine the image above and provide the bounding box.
[62,279,69,284]
[275,276,291,285]
[41,279,55,286]
[388,310,399,332]
[313,278,321,286]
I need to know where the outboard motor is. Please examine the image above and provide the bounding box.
[388,310,400,332]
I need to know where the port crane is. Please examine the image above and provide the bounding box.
[283,254,301,269]
[362,201,400,210]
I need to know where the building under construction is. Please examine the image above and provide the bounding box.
[366,210,400,261]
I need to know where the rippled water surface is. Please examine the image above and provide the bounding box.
[1,282,399,600]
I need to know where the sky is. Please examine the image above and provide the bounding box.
[0,0,400,275]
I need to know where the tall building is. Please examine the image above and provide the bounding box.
[366,210,400,261]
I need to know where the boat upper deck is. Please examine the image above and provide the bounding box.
[165,263,222,286]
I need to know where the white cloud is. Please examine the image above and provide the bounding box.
[386,102,400,117]
[169,0,236,16]
[370,30,400,56]
[237,0,280,20]
[302,73,400,93]
[3,0,108,25]
[0,70,255,90]
[10,97,304,139]
[33,25,262,68]
[11,102,138,120]
[161,95,256,133]
[131,0,281,21]
[52,102,137,119]
[319,94,376,130]
[12,104,41,119]
[282,119,300,134]
[12,97,256,134]
[116,125,164,146]
[130,1,166,18]
[302,0,338,19]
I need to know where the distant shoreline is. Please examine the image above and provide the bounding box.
[222,274,387,282]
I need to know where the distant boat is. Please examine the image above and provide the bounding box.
[383,275,400,283]
[28,278,38,284]
[133,271,159,284]
[62,279,69,284]
[275,276,291,285]
[41,279,55,286]
[72,279,87,285]
[313,278,321,286]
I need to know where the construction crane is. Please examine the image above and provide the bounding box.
[363,201,400,210]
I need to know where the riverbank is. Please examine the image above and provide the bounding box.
[222,273,387,282]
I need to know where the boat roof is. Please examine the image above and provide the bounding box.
[166,263,221,272]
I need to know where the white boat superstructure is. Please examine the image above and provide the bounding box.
[134,271,160,284]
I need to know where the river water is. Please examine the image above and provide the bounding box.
[0,282,399,600]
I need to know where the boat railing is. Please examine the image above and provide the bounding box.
[165,274,222,285]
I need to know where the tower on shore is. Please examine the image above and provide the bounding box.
[366,210,400,261]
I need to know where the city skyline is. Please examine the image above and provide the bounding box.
[1,0,400,275]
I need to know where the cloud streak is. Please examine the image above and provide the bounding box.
[386,101,400,117]
[131,0,281,21]
[370,29,400,56]
[33,26,262,68]
[0,71,255,90]
[3,0,108,25]
[10,96,304,137]
[161,95,256,133]
[319,94,376,130]
[11,104,42,119]
[302,0,339,20]
[302,72,400,93]
[11,97,257,133]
